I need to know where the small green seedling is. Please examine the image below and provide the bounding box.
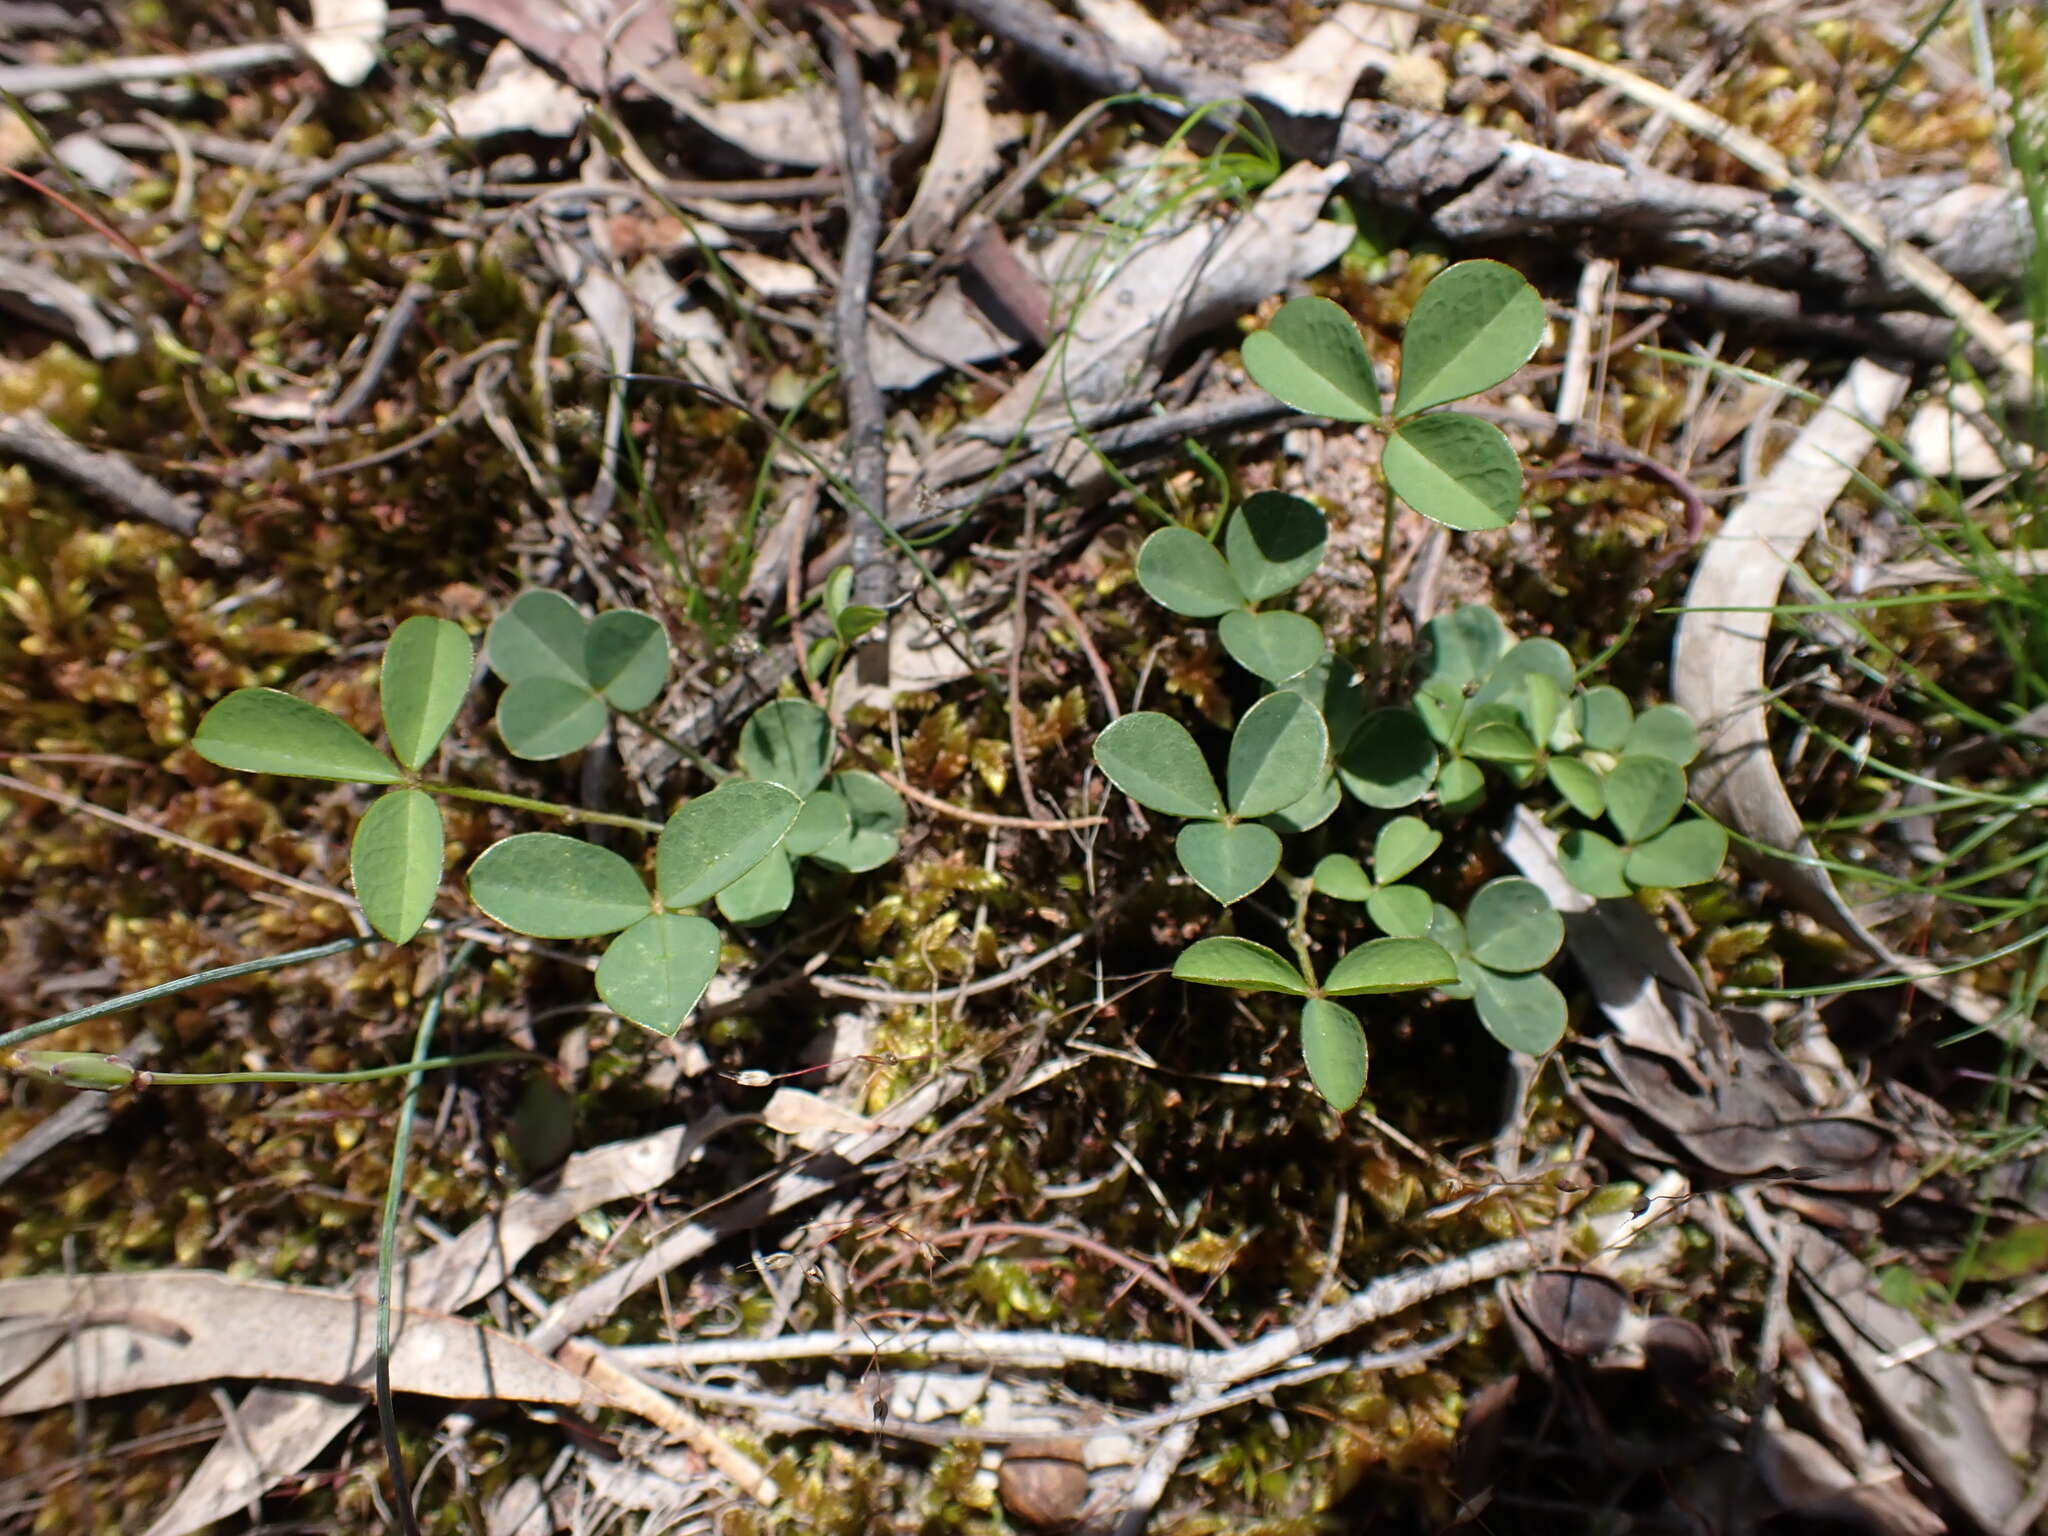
[806,565,888,678]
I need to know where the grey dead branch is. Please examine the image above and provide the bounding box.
[952,0,2036,309]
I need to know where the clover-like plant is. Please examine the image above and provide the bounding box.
[1389,604,1730,897]
[486,588,671,759]
[195,614,479,947]
[1313,815,1442,938]
[1094,692,1329,904]
[1171,933,1458,1111]
[720,697,907,925]
[465,780,797,1033]
[1135,491,1330,682]
[1090,264,1728,1108]
[189,591,901,1039]
[1242,259,1546,535]
[1428,878,1568,1054]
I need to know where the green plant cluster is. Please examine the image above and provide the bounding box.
[190,592,906,1038]
[1089,262,1728,1110]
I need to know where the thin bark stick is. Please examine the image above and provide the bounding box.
[0,40,299,95]
[826,19,893,686]
[558,1342,779,1506]
[0,410,202,537]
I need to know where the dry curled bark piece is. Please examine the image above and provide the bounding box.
[1673,360,1909,953]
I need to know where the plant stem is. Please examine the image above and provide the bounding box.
[1371,447,1396,694]
[143,1049,533,1087]
[375,940,477,1536]
[0,936,373,1055]
[419,781,663,834]
[1283,874,1319,991]
[625,710,731,782]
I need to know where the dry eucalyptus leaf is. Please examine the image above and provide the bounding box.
[677,87,913,170]
[870,272,1023,391]
[892,56,1001,254]
[145,1122,708,1536]
[485,1473,558,1536]
[627,258,739,398]
[723,251,821,301]
[0,1271,592,1414]
[446,40,586,139]
[762,1086,880,1146]
[1902,382,2007,480]
[1670,360,2020,1042]
[1244,1,1403,119]
[964,160,1355,441]
[830,605,1009,712]
[1073,0,1180,75]
[442,0,675,96]
[1754,1422,1944,1536]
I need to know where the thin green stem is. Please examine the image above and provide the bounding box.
[418,781,662,834]
[624,710,731,782]
[144,1049,533,1087]
[1282,874,1319,991]
[1370,448,1396,693]
[0,936,372,1055]
[376,940,478,1536]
